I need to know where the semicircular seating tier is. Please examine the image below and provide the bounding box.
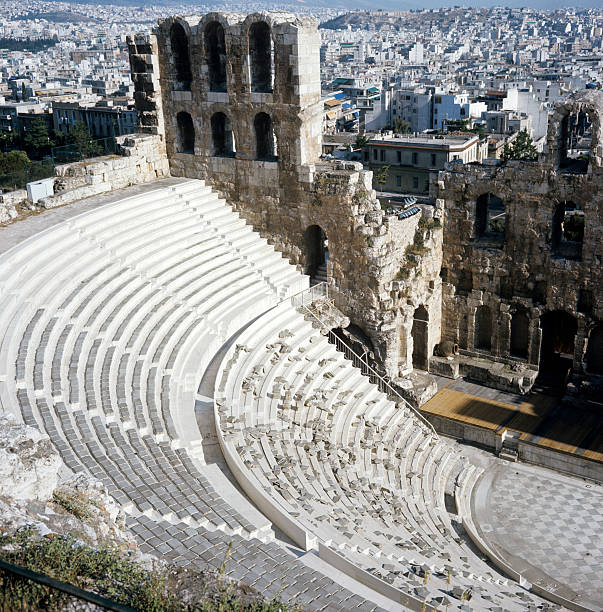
[0,179,551,611]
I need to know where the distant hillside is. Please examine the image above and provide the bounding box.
[16,11,94,23]
[320,3,600,29]
[28,0,603,11]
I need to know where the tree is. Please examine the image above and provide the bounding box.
[501,129,538,162]
[68,121,102,158]
[0,131,18,153]
[21,82,28,101]
[393,117,411,134]
[0,150,30,174]
[374,164,390,187]
[23,118,52,156]
[355,134,369,148]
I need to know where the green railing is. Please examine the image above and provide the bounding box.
[0,159,54,192]
[0,558,137,612]
[0,138,120,192]
[51,137,118,165]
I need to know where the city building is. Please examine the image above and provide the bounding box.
[364,132,486,194]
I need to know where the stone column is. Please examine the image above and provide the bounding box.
[574,317,588,373]
[498,304,511,358]
[529,312,542,368]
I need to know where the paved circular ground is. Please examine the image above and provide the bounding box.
[472,461,603,610]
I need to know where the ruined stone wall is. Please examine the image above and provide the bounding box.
[437,91,603,375]
[127,34,165,136]
[130,14,602,382]
[130,12,444,378]
[38,134,169,209]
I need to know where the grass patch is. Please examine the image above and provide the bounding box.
[0,527,303,611]
[51,490,93,521]
[418,216,441,231]
[405,230,428,257]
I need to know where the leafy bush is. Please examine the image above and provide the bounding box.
[0,528,304,611]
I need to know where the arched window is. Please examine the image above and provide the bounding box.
[475,193,505,241]
[559,110,591,174]
[249,21,273,93]
[205,21,227,92]
[254,112,276,160]
[210,112,234,157]
[586,325,603,375]
[475,305,492,351]
[170,23,192,90]
[552,201,583,260]
[510,309,529,359]
[176,112,195,154]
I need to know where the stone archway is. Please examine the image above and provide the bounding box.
[475,305,492,351]
[412,305,429,370]
[205,21,227,92]
[176,112,195,154]
[539,310,577,389]
[170,22,192,90]
[510,309,530,359]
[303,225,328,285]
[249,21,273,93]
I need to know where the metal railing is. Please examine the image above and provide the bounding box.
[290,282,438,436]
[0,159,54,192]
[0,558,137,612]
[51,137,118,165]
[290,281,329,308]
[0,137,121,193]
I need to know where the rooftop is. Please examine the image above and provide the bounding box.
[368,132,479,150]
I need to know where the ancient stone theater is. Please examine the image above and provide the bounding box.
[0,11,601,612]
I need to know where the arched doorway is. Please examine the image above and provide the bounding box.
[412,305,429,370]
[474,305,492,351]
[539,311,577,389]
[586,325,603,375]
[254,112,276,160]
[510,309,529,359]
[303,225,328,285]
[176,112,195,154]
[210,112,234,157]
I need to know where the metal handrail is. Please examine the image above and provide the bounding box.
[290,284,438,437]
[0,558,137,612]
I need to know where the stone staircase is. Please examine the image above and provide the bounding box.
[0,179,553,611]
[312,263,328,285]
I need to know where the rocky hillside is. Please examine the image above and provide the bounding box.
[0,411,301,611]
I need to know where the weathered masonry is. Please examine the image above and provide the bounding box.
[436,91,603,392]
[128,12,444,381]
[128,13,602,392]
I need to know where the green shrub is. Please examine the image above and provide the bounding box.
[51,490,93,521]
[0,528,303,611]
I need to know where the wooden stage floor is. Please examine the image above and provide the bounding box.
[421,382,603,464]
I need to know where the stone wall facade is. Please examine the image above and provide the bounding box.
[129,12,602,384]
[437,91,603,380]
[129,12,444,378]
[38,134,169,209]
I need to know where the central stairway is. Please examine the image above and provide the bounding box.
[0,180,552,611]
